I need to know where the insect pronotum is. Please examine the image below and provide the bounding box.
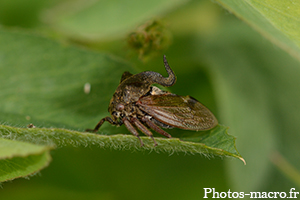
[86,55,218,146]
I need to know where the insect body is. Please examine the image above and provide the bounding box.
[86,55,218,146]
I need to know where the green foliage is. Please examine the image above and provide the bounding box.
[0,137,52,182]
[0,124,244,162]
[197,22,300,192]
[0,0,300,199]
[42,0,188,40]
[216,0,300,61]
[127,20,172,60]
[0,29,243,181]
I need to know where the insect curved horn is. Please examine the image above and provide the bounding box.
[142,55,176,87]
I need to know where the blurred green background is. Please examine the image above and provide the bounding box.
[0,0,300,199]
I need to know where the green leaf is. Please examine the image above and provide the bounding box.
[42,0,188,40]
[0,29,244,164]
[0,137,52,182]
[0,29,134,130]
[0,124,244,164]
[216,0,300,61]
[197,19,300,191]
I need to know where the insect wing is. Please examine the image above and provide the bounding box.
[137,94,218,130]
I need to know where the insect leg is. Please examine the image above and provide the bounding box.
[123,118,144,147]
[85,116,117,132]
[142,117,172,138]
[132,117,157,146]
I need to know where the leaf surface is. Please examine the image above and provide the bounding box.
[43,0,188,40]
[216,0,300,61]
[0,137,52,182]
[0,29,244,166]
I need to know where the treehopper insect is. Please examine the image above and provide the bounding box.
[86,55,218,146]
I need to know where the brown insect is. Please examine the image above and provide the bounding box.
[86,55,218,146]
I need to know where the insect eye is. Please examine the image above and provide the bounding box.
[116,103,125,111]
[112,111,119,117]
